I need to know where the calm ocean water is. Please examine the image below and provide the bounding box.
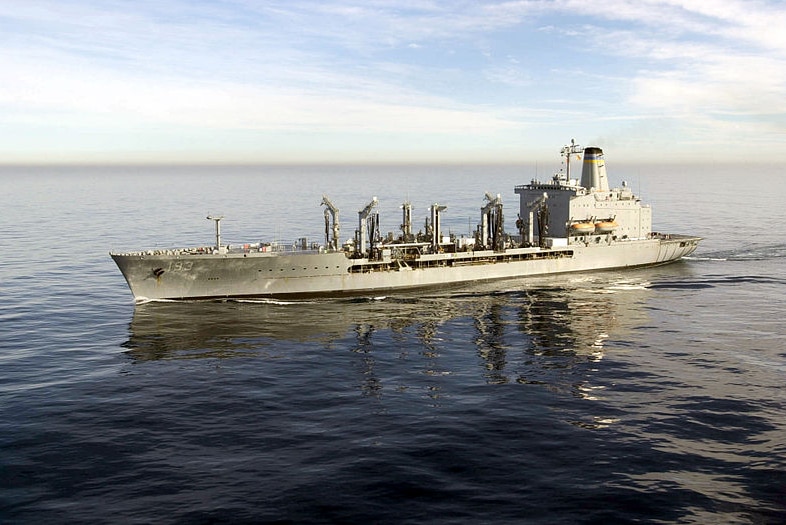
[1,163,785,524]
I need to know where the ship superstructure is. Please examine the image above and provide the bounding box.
[516,140,651,246]
[111,142,701,302]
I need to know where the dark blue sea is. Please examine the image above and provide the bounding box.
[2,163,785,524]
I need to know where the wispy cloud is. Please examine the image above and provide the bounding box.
[534,0,786,148]
[1,0,784,162]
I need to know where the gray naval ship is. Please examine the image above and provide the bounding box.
[111,142,701,302]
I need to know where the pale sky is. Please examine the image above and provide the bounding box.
[1,0,784,164]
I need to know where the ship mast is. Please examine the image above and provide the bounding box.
[561,139,582,180]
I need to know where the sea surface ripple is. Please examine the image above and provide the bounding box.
[1,165,785,524]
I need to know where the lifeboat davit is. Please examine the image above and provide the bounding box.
[594,220,618,234]
[570,222,595,235]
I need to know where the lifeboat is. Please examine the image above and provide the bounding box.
[594,220,618,234]
[569,222,595,235]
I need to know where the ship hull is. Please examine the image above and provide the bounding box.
[111,235,700,302]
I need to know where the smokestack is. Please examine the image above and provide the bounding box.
[580,147,609,192]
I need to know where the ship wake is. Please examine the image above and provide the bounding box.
[688,243,786,261]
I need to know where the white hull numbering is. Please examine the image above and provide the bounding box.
[111,142,701,302]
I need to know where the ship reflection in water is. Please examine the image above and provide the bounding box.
[123,274,652,395]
